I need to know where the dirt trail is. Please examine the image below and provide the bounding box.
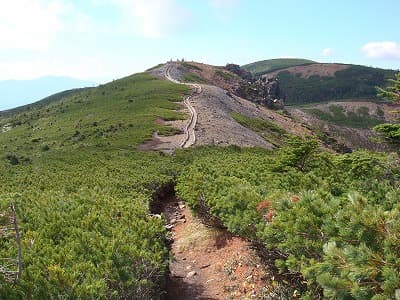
[161,63,314,149]
[157,195,270,300]
[165,64,199,148]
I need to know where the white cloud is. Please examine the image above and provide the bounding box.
[362,41,400,59]
[321,48,333,57]
[111,0,190,38]
[0,0,69,51]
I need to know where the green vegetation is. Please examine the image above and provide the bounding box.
[215,69,234,81]
[0,73,189,155]
[0,88,93,117]
[374,73,400,144]
[182,73,206,83]
[231,112,287,146]
[1,68,399,299]
[176,142,400,299]
[377,72,400,101]
[242,58,316,76]
[0,152,178,299]
[0,73,189,298]
[146,63,165,72]
[305,105,385,128]
[277,65,396,105]
[374,123,400,143]
[181,62,202,71]
[178,62,206,82]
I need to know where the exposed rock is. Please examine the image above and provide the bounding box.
[186,271,197,278]
[235,76,285,110]
[225,64,253,81]
[223,64,285,110]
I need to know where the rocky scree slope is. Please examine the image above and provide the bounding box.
[149,62,315,149]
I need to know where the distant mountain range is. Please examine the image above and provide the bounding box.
[0,76,96,111]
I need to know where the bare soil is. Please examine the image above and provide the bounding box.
[137,101,190,153]
[190,85,273,148]
[191,83,315,148]
[157,63,315,149]
[263,63,349,79]
[147,62,375,152]
[160,195,271,300]
[148,62,397,153]
[178,62,243,93]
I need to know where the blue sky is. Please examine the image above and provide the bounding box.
[0,0,399,83]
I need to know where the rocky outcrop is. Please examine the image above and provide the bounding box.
[225,64,253,81]
[223,64,285,110]
[235,76,285,110]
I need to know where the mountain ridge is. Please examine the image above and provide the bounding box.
[0,76,96,111]
[242,58,317,76]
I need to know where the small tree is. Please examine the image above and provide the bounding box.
[376,73,400,101]
[374,73,400,144]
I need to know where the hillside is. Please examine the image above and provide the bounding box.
[0,61,399,299]
[148,62,314,148]
[158,61,397,152]
[242,58,316,76]
[0,72,192,298]
[0,76,96,111]
[289,101,399,152]
[262,63,396,105]
[0,73,189,153]
[265,63,400,151]
[0,88,93,117]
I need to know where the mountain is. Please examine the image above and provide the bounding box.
[242,58,316,76]
[0,61,399,299]
[0,76,96,111]
[261,63,396,105]
[152,61,399,151]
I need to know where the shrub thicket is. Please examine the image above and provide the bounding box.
[277,65,395,105]
[176,143,400,299]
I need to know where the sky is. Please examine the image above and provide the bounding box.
[1,0,400,83]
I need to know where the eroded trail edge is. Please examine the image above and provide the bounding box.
[152,189,271,299]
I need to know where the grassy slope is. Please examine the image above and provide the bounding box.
[0,73,189,155]
[0,88,93,117]
[0,73,190,298]
[242,58,316,76]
